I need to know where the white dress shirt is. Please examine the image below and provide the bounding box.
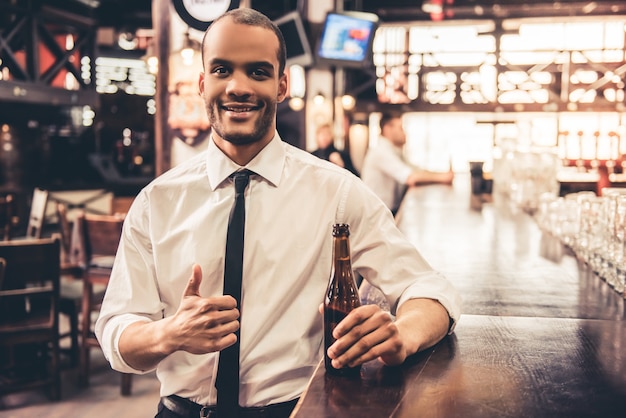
[95,132,461,407]
[361,137,413,212]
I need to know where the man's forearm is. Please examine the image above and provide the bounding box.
[395,298,451,356]
[117,318,178,371]
[409,170,454,186]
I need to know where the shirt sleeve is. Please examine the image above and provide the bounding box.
[372,142,414,185]
[95,191,163,374]
[344,178,462,332]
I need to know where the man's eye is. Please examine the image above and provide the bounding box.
[212,67,229,75]
[252,69,269,78]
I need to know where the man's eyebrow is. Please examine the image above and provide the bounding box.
[207,58,231,66]
[248,60,274,67]
[206,59,275,74]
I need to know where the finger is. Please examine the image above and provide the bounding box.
[332,305,378,338]
[348,321,402,366]
[183,264,203,297]
[339,337,401,369]
[208,295,239,311]
[329,308,395,367]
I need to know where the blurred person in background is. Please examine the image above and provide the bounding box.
[311,123,359,176]
[361,113,454,215]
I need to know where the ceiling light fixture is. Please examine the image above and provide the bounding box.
[422,0,455,21]
[422,0,443,15]
[179,28,201,66]
[313,92,326,106]
[341,94,356,111]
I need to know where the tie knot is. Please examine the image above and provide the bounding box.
[232,170,250,194]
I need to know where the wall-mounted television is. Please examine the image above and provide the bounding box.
[316,11,380,68]
[274,11,314,68]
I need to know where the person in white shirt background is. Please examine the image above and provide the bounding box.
[95,8,461,418]
[361,113,454,215]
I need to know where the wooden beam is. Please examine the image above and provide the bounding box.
[0,79,99,107]
[153,0,171,176]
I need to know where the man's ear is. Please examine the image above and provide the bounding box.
[277,72,288,103]
[198,72,205,95]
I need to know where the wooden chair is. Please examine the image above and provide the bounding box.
[76,211,133,396]
[26,188,49,239]
[1,188,48,241]
[0,237,62,400]
[55,202,97,367]
[56,202,75,269]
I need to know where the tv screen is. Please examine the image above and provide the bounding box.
[316,11,379,68]
[274,11,314,68]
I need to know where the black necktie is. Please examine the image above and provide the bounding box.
[216,170,250,417]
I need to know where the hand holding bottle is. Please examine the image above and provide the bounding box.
[324,224,408,374]
[325,303,407,370]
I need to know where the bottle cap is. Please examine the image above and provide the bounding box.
[332,223,350,236]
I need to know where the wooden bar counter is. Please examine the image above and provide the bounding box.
[291,177,626,418]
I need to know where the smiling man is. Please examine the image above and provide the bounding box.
[95,8,460,418]
[199,12,286,159]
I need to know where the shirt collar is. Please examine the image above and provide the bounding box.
[206,131,285,190]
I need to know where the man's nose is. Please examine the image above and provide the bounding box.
[226,72,253,96]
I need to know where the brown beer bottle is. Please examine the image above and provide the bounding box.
[324,223,361,376]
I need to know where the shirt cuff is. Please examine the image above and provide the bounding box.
[99,315,154,374]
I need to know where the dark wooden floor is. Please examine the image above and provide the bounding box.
[0,319,161,417]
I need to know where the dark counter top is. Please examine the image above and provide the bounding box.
[292,179,626,418]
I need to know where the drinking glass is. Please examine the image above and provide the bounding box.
[611,194,626,294]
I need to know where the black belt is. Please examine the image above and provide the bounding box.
[161,394,299,418]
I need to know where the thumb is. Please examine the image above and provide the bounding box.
[183,264,203,298]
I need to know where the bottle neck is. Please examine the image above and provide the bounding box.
[327,232,360,309]
[333,235,351,266]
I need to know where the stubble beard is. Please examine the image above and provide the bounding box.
[207,100,276,146]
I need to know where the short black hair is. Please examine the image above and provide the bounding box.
[201,8,287,76]
[379,112,401,131]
